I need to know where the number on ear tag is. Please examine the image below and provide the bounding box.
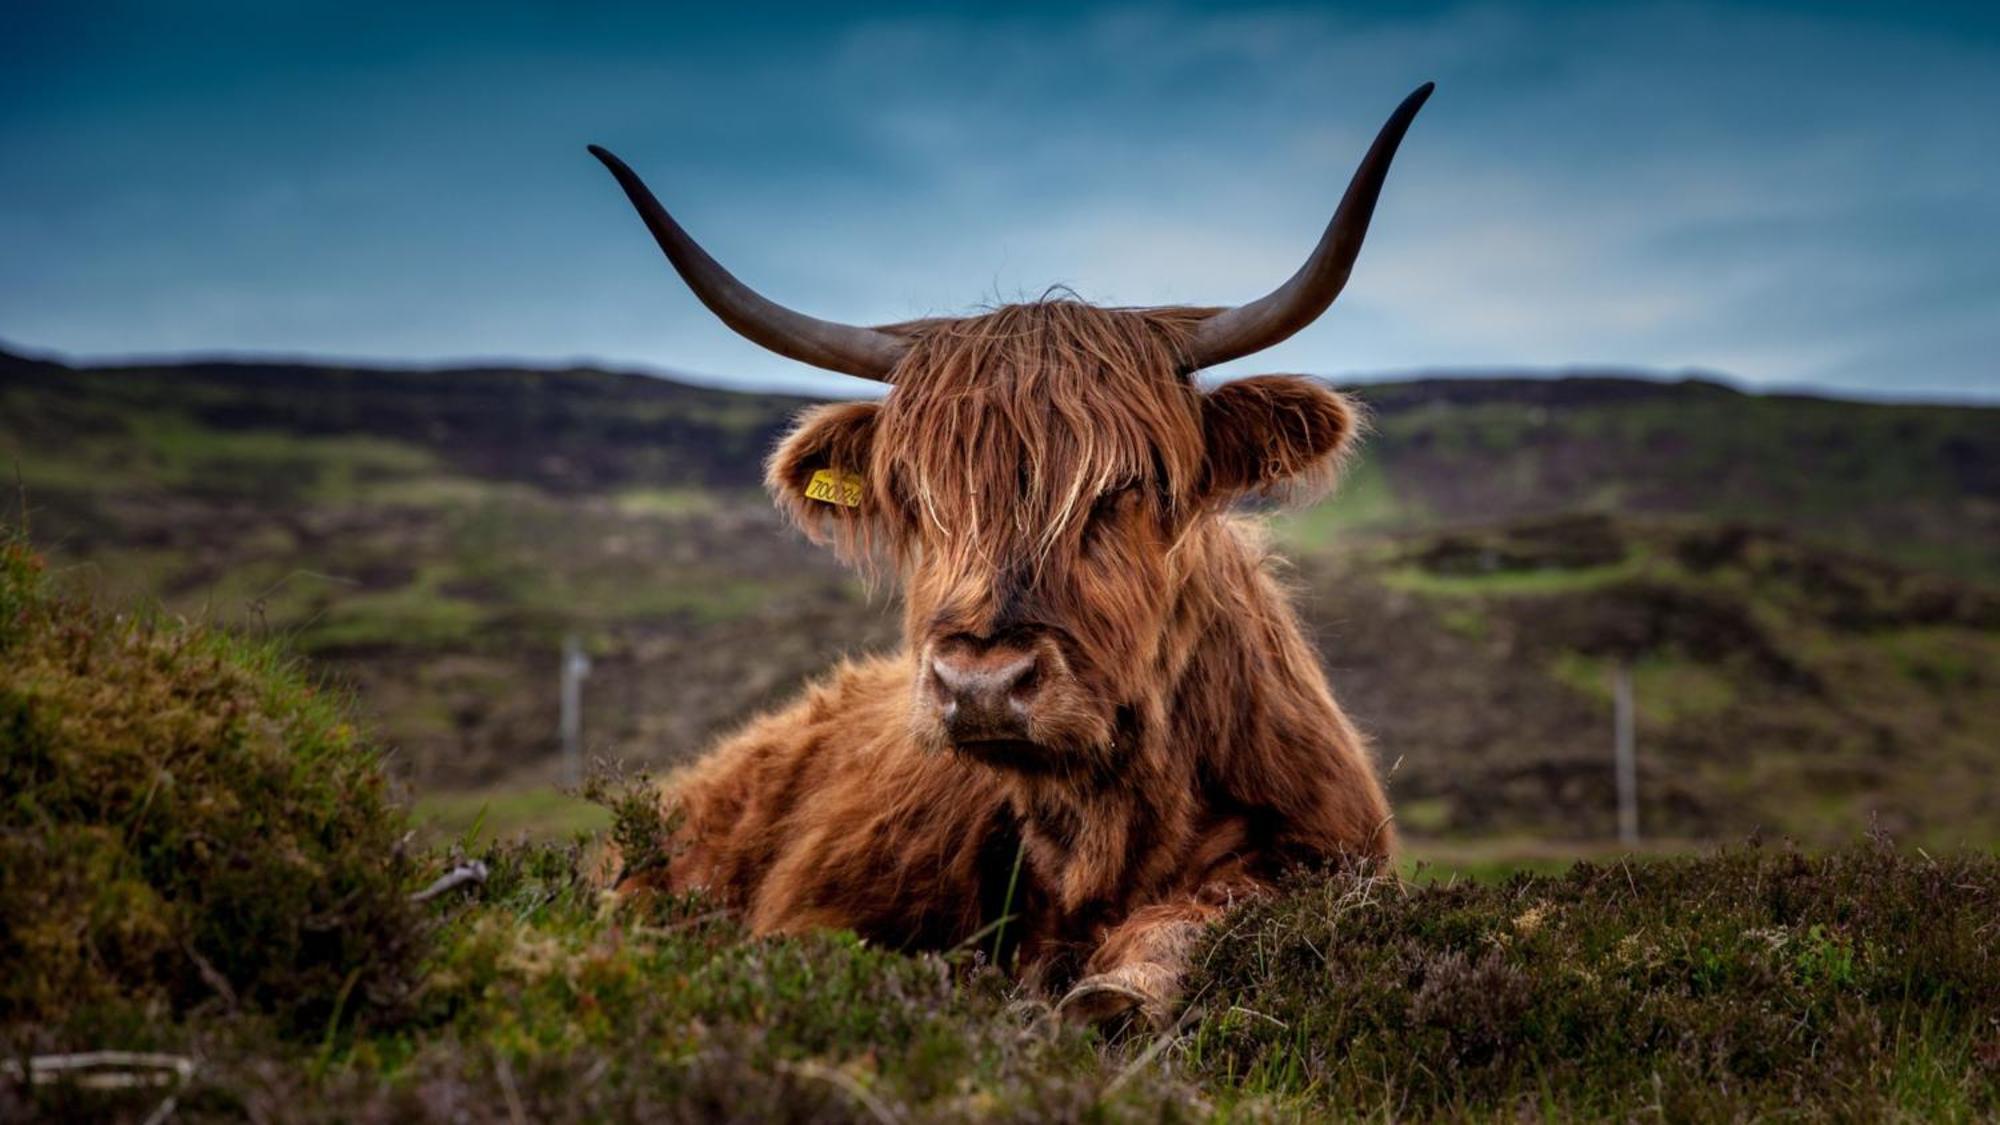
[805,468,865,508]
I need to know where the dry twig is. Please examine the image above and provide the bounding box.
[410,860,490,903]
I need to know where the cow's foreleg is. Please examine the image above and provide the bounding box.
[1060,893,1245,1029]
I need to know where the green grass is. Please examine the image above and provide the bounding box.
[359,474,527,509]
[1878,626,2000,692]
[610,485,723,518]
[1272,456,1410,548]
[414,788,613,844]
[150,425,441,501]
[1550,651,1739,722]
[302,583,491,652]
[1380,555,1646,597]
[4,410,443,502]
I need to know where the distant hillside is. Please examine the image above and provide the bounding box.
[7,347,1993,580]
[1300,515,1998,842]
[1305,375,1999,581]
[0,347,813,495]
[3,345,1996,845]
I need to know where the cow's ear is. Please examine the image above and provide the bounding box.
[766,401,882,548]
[1199,375,1361,500]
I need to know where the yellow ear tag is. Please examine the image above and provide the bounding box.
[805,468,865,508]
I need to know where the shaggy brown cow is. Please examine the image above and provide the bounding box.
[588,83,1432,1025]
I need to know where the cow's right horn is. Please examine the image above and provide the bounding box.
[1186,82,1434,371]
[588,145,910,382]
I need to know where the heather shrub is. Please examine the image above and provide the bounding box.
[0,530,425,1039]
[1188,841,2000,1118]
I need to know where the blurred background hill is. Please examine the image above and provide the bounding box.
[4,344,1995,849]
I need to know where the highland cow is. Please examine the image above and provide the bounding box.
[588,83,1432,1025]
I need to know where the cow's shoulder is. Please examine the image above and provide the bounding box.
[795,651,915,729]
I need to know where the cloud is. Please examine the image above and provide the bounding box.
[620,2,2000,397]
[1,1,1995,400]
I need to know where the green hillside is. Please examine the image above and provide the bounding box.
[3,346,1995,848]
[1289,376,1999,580]
[1303,515,1998,844]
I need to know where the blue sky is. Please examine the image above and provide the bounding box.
[2,1,1995,400]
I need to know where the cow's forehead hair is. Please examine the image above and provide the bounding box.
[873,300,1219,559]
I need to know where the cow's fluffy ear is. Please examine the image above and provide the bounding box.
[766,401,882,549]
[1199,375,1362,501]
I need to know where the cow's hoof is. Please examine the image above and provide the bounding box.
[1058,972,1168,1030]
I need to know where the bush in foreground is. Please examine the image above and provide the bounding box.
[0,531,425,1041]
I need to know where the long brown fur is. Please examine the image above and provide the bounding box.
[616,298,1393,1025]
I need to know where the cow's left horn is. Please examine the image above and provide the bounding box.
[588,145,910,381]
[1187,82,1434,371]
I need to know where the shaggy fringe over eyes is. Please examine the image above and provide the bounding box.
[870,300,1216,571]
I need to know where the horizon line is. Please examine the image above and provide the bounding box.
[3,337,1993,410]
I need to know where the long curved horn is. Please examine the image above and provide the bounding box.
[587,145,909,381]
[1188,82,1434,370]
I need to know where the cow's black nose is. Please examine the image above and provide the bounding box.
[929,644,1041,743]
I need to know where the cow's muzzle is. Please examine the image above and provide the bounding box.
[927,637,1043,745]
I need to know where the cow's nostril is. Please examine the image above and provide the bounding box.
[1005,657,1040,702]
[926,658,957,707]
